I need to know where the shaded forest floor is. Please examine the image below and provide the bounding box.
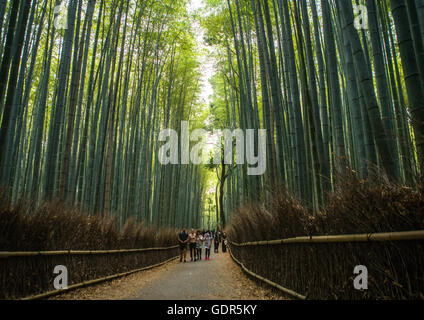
[50,250,287,300]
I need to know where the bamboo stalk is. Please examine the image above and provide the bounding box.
[228,246,306,300]
[20,255,179,300]
[229,230,424,246]
[0,245,179,259]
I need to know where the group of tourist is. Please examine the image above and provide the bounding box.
[177,228,227,263]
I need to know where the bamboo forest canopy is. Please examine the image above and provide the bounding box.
[0,0,209,228]
[0,0,424,229]
[202,0,424,214]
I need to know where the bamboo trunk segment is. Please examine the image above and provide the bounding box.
[0,245,179,258]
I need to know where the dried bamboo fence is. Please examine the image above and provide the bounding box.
[229,230,424,299]
[0,245,179,299]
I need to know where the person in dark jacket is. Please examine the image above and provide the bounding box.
[188,229,197,261]
[221,232,227,253]
[178,227,189,262]
[213,231,220,253]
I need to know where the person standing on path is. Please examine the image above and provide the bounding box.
[204,232,211,260]
[221,232,227,253]
[188,229,197,261]
[196,231,203,261]
[213,230,220,253]
[178,228,189,262]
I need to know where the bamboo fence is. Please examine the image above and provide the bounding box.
[228,230,424,299]
[21,255,179,300]
[228,246,307,300]
[0,244,180,299]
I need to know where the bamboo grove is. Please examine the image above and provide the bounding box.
[1,0,424,230]
[203,0,424,215]
[0,0,208,228]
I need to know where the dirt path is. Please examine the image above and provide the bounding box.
[52,250,286,300]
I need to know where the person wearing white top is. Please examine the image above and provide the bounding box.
[196,231,204,261]
[203,232,211,260]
